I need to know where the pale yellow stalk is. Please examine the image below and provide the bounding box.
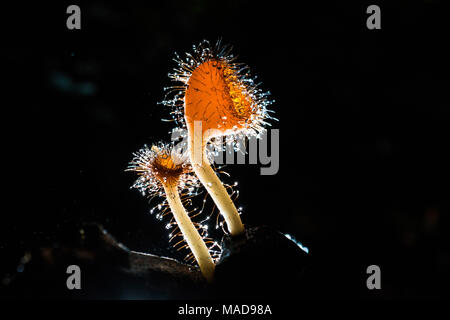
[163,182,215,282]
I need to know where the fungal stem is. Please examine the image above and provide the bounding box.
[162,182,215,282]
[189,134,245,236]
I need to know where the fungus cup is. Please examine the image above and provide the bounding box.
[128,143,216,282]
[163,40,275,236]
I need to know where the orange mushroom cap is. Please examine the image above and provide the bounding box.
[163,40,275,143]
[127,144,199,196]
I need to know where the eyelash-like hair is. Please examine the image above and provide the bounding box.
[127,143,222,264]
[160,39,276,157]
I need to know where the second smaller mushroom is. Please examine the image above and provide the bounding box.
[128,143,216,282]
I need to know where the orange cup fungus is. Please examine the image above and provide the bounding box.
[128,144,215,281]
[163,40,275,236]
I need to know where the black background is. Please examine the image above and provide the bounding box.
[1,0,449,299]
